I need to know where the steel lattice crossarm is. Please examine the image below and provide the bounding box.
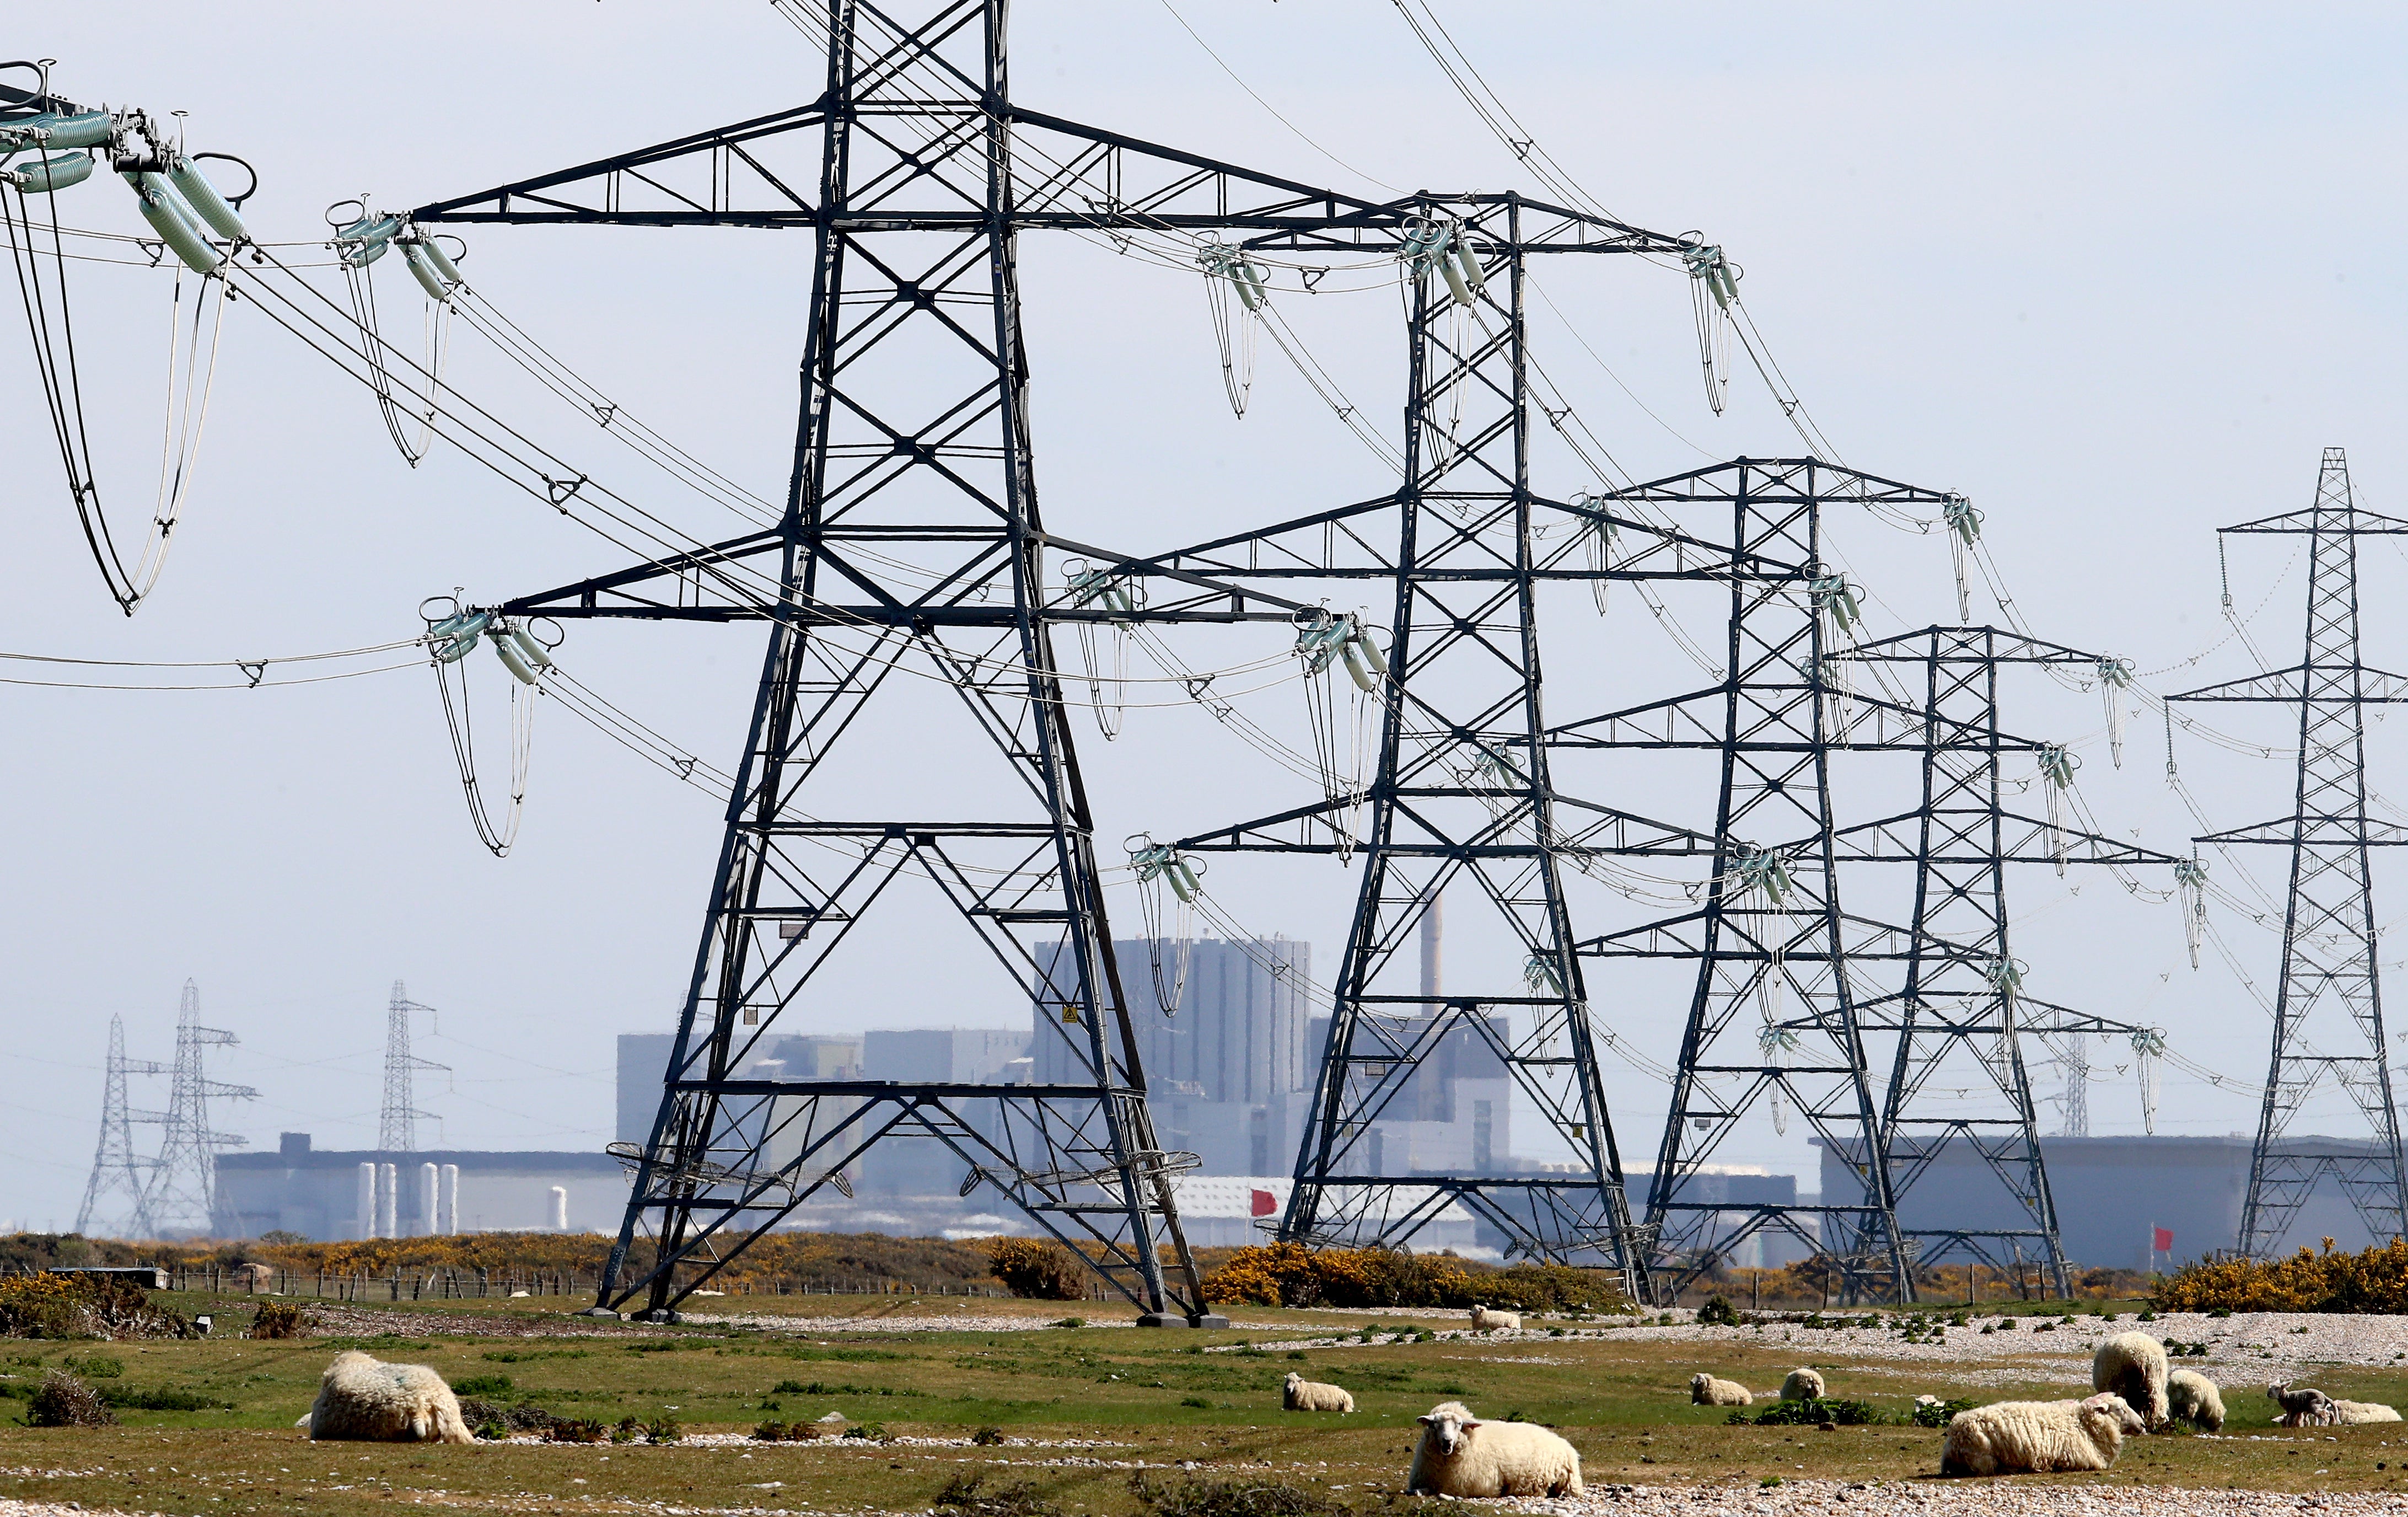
[2164,448,2408,1257]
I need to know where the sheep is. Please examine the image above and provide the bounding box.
[1406,1400,1583,1497]
[2165,1369,2225,1433]
[1469,1304,1522,1333]
[1689,1372,1751,1407]
[1281,1371,1354,1413]
[2269,1382,2337,1428]
[2332,1400,2404,1425]
[1780,1367,1826,1402]
[303,1350,473,1444]
[2092,1331,2170,1429]
[1939,1392,2147,1476]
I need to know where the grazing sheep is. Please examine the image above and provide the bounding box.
[1406,1400,1583,1497]
[1939,1392,2146,1476]
[2332,1400,2404,1425]
[1469,1304,1522,1333]
[1689,1372,1751,1407]
[304,1351,473,1444]
[2092,1331,2171,1428]
[1780,1367,1826,1402]
[1281,1372,1354,1413]
[2165,1370,2225,1433]
[2269,1382,2337,1428]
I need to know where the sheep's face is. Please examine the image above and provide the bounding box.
[1418,1407,1479,1455]
[1690,1373,1710,1393]
[1284,1373,1302,1392]
[2079,1393,2147,1436]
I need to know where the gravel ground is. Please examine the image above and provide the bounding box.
[1496,1482,2408,1516]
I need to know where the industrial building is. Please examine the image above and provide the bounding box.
[213,1133,625,1239]
[1815,1134,2391,1271]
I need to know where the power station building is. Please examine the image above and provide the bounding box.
[213,1133,624,1239]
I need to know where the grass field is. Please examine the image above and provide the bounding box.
[3,1290,2407,1514]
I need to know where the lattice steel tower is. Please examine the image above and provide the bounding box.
[74,1014,165,1239]
[1834,626,2178,1296]
[379,980,448,1152]
[2169,447,2408,1256]
[143,980,257,1235]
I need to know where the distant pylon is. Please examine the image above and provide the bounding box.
[144,980,258,1235]
[74,1014,165,1238]
[2169,447,2408,1256]
[378,980,448,1152]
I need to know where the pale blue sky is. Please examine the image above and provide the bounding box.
[3,2,2404,1231]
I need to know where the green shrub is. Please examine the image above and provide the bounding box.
[644,1412,682,1444]
[987,1238,1086,1301]
[248,1301,310,1339]
[1697,1295,1740,1326]
[59,1354,122,1379]
[1127,1472,1347,1517]
[971,1425,1008,1446]
[751,1420,791,1441]
[1912,1398,1975,1429]
[937,1471,1064,1517]
[845,1421,890,1443]
[452,1374,514,1397]
[1747,1397,1885,1427]
[26,1370,114,1427]
[546,1418,609,1444]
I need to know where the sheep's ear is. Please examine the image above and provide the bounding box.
[1417,1415,1436,1425]
[1460,1419,1484,1430]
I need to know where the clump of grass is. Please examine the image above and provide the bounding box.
[611,1416,644,1445]
[1696,1295,1740,1326]
[937,1471,1064,1517]
[971,1425,1009,1446]
[452,1374,514,1397]
[58,1353,122,1379]
[644,1412,682,1444]
[1180,1396,1212,1409]
[845,1421,890,1443]
[546,1417,609,1444]
[1128,1472,1347,1517]
[98,1386,220,1412]
[26,1370,115,1427]
[1052,1317,1087,1330]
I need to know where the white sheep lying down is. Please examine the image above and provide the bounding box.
[2092,1331,2170,1429]
[1779,1367,1826,1402]
[1940,1393,2146,1476]
[2166,1369,2225,1433]
[1469,1304,1522,1333]
[2333,1400,2405,1425]
[303,1350,473,1444]
[2273,1383,2406,1427]
[1690,1372,1751,1407]
[1407,1401,1582,1497]
[1282,1372,1354,1413]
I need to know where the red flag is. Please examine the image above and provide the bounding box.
[2153,1226,2174,1252]
[1251,1188,1277,1218]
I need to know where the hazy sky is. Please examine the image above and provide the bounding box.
[4,2,2405,1234]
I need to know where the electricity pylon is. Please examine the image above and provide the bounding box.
[74,1014,165,1239]
[1556,459,1955,1304]
[1833,626,2182,1296]
[2169,447,2408,1256]
[378,980,448,1153]
[413,0,1469,1321]
[143,980,257,1236]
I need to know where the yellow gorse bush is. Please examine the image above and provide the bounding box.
[2153,1236,2408,1315]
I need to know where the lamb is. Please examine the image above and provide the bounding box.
[303,1350,474,1444]
[2092,1331,2170,1428]
[1939,1392,2146,1476]
[2269,1382,2337,1428]
[1281,1371,1354,1413]
[1406,1400,1583,1497]
[2165,1369,2225,1433]
[1780,1367,1826,1402]
[1689,1372,1751,1407]
[1469,1304,1522,1333]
